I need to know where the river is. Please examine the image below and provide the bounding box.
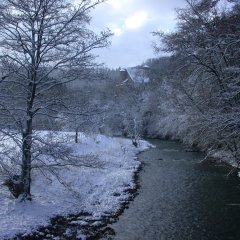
[102,139,240,240]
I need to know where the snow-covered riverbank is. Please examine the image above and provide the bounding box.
[0,132,151,239]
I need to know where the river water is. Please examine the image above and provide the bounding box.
[103,139,240,240]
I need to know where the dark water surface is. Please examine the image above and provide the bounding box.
[104,140,240,240]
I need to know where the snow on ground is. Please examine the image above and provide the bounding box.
[0,132,151,239]
[207,149,240,170]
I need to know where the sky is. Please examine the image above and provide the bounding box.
[90,0,187,69]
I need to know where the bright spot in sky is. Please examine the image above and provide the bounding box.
[125,11,148,30]
[107,0,133,10]
[112,27,123,37]
[107,0,121,9]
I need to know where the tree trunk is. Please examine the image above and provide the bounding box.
[21,119,33,200]
[20,51,36,199]
[21,80,34,200]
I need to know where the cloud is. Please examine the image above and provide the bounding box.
[125,11,149,30]
[90,0,187,68]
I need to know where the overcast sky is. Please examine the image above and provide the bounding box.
[90,0,187,69]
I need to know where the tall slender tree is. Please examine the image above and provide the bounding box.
[0,0,111,200]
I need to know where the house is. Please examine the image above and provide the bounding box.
[119,65,150,84]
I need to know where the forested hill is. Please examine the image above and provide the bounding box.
[62,0,240,167]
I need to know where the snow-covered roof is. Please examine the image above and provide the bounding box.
[126,67,150,83]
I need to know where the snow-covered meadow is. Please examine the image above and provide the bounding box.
[0,132,151,239]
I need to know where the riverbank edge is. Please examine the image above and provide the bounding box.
[146,134,239,175]
[10,147,152,240]
[92,153,146,239]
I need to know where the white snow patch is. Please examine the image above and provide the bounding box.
[0,132,151,239]
[208,149,238,167]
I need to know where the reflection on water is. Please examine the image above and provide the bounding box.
[103,140,240,240]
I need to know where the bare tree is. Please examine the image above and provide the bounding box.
[116,75,147,147]
[0,0,111,200]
